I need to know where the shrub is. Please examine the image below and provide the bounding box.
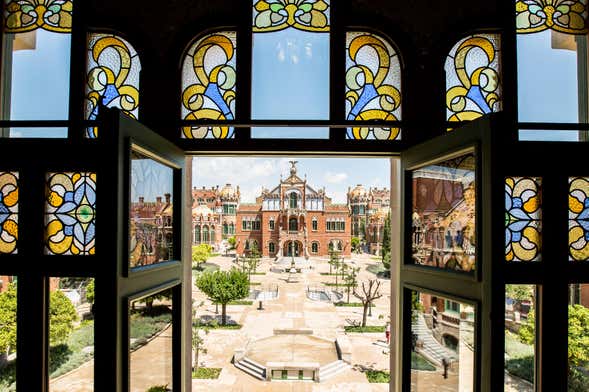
[365,370,389,383]
[192,367,222,379]
[505,355,534,383]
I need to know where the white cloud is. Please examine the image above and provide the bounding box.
[277,48,285,62]
[329,190,348,204]
[324,171,348,184]
[291,54,299,64]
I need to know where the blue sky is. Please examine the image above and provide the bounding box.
[7,23,584,142]
[192,157,391,204]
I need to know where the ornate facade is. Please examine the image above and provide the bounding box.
[191,162,390,258]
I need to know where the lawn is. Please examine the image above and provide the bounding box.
[365,369,390,383]
[334,302,373,307]
[192,367,222,379]
[504,330,534,383]
[344,325,386,333]
[49,320,95,378]
[130,306,173,350]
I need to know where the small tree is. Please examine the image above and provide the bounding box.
[192,301,209,372]
[343,267,360,303]
[0,283,17,355]
[49,290,78,345]
[351,237,360,253]
[381,212,391,264]
[192,244,212,270]
[353,279,383,327]
[86,278,95,305]
[195,269,249,325]
[328,250,342,290]
[245,242,261,284]
[227,236,237,252]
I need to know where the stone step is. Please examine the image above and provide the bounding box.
[241,357,265,372]
[319,360,349,381]
[234,359,266,380]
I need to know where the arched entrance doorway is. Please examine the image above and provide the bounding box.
[283,240,303,257]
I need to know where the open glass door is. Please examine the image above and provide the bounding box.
[398,115,500,392]
[96,110,186,392]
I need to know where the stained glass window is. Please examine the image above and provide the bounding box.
[569,177,589,261]
[516,0,587,35]
[345,32,401,140]
[85,33,141,138]
[0,172,18,254]
[2,1,72,137]
[505,177,542,262]
[445,34,502,126]
[45,172,96,255]
[4,0,73,33]
[251,0,329,139]
[181,31,236,139]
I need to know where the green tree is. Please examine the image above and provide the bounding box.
[195,269,249,325]
[411,291,424,322]
[227,236,237,251]
[506,285,534,303]
[245,242,261,283]
[381,212,391,264]
[142,289,172,314]
[192,301,209,371]
[517,310,535,346]
[86,278,95,304]
[192,244,212,270]
[0,283,17,355]
[568,305,589,368]
[49,290,78,345]
[382,251,391,272]
[351,237,360,253]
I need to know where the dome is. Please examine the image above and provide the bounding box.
[219,183,237,198]
[192,204,213,216]
[349,184,367,199]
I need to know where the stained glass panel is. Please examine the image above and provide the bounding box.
[445,34,502,126]
[181,31,236,139]
[516,0,588,35]
[411,153,476,273]
[253,0,330,33]
[130,149,174,268]
[345,32,401,140]
[505,177,542,262]
[45,172,96,255]
[4,0,73,33]
[85,33,141,138]
[569,177,589,261]
[0,172,18,254]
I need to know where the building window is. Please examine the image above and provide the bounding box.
[229,223,235,234]
[312,218,318,231]
[312,242,318,253]
[289,217,298,231]
[253,217,261,231]
[223,223,228,235]
[269,218,275,230]
[269,242,275,253]
[202,226,209,243]
[289,192,297,208]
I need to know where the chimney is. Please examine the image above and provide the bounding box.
[165,193,171,204]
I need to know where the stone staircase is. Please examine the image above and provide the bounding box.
[318,360,349,381]
[234,356,266,380]
[411,313,457,366]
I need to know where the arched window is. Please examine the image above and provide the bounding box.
[85,33,141,138]
[445,33,501,127]
[194,225,201,243]
[269,242,275,253]
[289,192,298,208]
[312,217,318,231]
[269,217,275,230]
[223,222,228,235]
[210,228,215,242]
[229,223,235,234]
[181,31,237,139]
[346,32,402,140]
[202,226,209,242]
[289,217,298,231]
[311,242,319,253]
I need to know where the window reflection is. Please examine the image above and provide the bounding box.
[568,283,589,390]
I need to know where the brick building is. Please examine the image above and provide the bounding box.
[348,184,391,255]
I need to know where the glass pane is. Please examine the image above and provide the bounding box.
[0,275,17,391]
[411,152,476,273]
[504,284,536,392]
[445,33,502,126]
[49,277,95,392]
[345,31,401,140]
[252,0,329,138]
[251,126,328,138]
[410,291,475,391]
[0,172,18,254]
[85,33,141,139]
[2,0,72,137]
[130,149,174,268]
[569,177,589,261]
[505,177,542,262]
[181,31,237,139]
[517,8,589,141]
[568,283,589,390]
[45,172,96,255]
[129,288,173,392]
